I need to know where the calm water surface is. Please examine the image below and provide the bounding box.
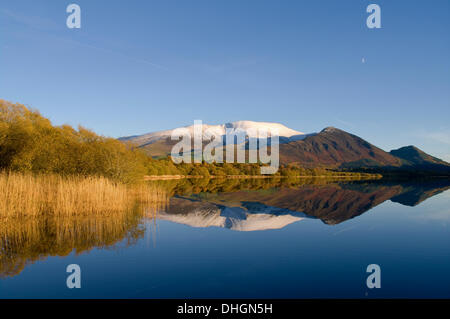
[1,179,450,298]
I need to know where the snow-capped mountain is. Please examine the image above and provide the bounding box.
[119,120,309,147]
[119,121,450,170]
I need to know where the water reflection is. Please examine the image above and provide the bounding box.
[160,198,312,231]
[162,179,450,227]
[0,206,158,278]
[1,178,449,278]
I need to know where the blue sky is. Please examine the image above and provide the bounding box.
[0,0,449,161]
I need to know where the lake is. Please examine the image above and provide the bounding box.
[1,178,450,298]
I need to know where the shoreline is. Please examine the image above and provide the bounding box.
[144,174,382,181]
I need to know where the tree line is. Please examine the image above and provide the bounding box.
[0,100,148,183]
[144,157,373,178]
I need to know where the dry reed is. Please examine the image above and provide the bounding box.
[0,172,168,218]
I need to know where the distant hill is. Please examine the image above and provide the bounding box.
[390,145,448,166]
[279,128,450,174]
[279,127,401,168]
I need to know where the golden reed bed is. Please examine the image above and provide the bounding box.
[0,172,168,277]
[0,172,168,218]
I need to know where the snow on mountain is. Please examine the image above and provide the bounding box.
[223,121,304,137]
[120,120,308,146]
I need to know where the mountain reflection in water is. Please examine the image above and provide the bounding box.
[162,179,450,227]
[1,178,449,278]
[160,198,313,231]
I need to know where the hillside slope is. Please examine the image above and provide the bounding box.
[279,127,401,168]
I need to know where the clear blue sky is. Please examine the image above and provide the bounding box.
[1,0,449,161]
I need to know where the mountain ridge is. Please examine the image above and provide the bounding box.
[119,121,450,173]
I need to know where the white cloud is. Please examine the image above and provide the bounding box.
[425,131,450,145]
[0,8,59,30]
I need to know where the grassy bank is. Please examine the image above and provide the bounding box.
[0,172,168,218]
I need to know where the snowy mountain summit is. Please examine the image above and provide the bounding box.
[120,120,309,146]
